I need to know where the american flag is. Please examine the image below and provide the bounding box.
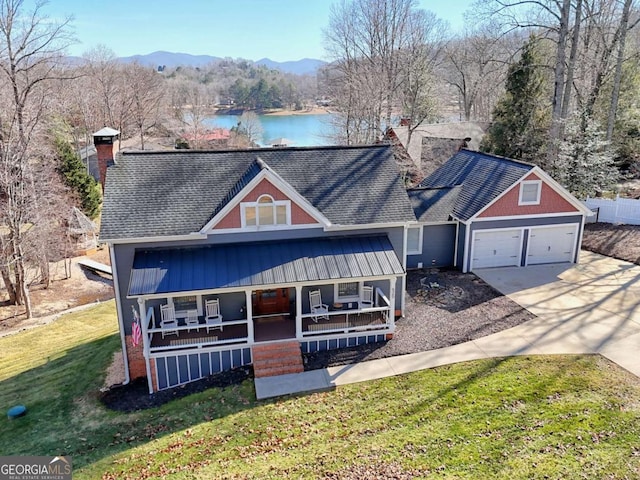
[131,306,142,347]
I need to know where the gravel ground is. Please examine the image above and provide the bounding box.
[304,269,535,370]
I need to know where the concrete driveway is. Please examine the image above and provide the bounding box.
[475,250,640,377]
[256,250,640,399]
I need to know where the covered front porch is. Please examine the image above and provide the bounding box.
[128,236,404,391]
[139,281,395,353]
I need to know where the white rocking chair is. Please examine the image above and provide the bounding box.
[309,290,329,322]
[205,299,223,333]
[160,304,179,338]
[360,285,374,310]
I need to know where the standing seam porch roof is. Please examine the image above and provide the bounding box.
[128,235,404,297]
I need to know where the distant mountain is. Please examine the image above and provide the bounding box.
[255,57,327,75]
[116,51,326,74]
[118,51,223,68]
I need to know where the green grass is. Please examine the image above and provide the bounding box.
[1,303,640,479]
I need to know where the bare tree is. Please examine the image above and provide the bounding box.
[237,111,263,146]
[0,0,72,317]
[399,9,448,145]
[477,0,640,164]
[181,83,209,149]
[606,0,635,142]
[124,62,165,149]
[442,23,515,122]
[324,0,438,144]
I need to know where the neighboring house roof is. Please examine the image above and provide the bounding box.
[101,145,416,240]
[407,186,461,222]
[128,235,404,296]
[391,121,488,164]
[94,127,120,137]
[418,149,534,221]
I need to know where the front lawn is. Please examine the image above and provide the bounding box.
[1,303,639,479]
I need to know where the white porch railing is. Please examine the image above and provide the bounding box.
[148,317,250,352]
[300,287,392,337]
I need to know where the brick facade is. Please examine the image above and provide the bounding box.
[479,173,578,218]
[125,335,147,380]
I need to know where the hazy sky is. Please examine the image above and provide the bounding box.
[48,0,474,61]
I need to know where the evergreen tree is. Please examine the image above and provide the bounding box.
[55,138,102,219]
[481,36,549,163]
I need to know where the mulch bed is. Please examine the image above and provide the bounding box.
[100,367,253,412]
[582,223,640,265]
[304,268,534,370]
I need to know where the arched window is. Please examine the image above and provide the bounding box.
[242,194,290,227]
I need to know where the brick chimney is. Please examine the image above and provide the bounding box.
[93,127,120,192]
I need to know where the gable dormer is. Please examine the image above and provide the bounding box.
[201,157,329,233]
[477,172,580,219]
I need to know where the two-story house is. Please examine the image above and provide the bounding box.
[100,139,417,393]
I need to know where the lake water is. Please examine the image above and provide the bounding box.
[202,113,336,147]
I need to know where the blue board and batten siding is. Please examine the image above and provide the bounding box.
[301,334,388,355]
[153,347,252,390]
[406,224,456,269]
[463,215,584,272]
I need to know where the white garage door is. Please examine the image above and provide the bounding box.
[527,225,577,265]
[472,229,522,269]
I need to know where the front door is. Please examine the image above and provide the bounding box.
[252,288,290,316]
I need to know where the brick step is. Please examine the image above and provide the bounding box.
[252,342,301,360]
[252,341,303,378]
[253,355,302,368]
[254,364,304,378]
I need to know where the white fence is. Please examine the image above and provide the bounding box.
[585,195,640,225]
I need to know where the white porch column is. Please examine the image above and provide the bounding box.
[137,298,153,394]
[245,290,254,343]
[388,278,396,327]
[295,285,303,339]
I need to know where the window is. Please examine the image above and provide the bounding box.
[335,281,360,301]
[407,227,423,255]
[242,195,290,228]
[172,295,197,312]
[519,180,542,205]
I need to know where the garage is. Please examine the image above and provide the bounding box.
[472,229,522,269]
[527,224,577,265]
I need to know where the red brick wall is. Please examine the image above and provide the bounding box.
[478,173,578,218]
[150,358,158,392]
[125,335,147,380]
[214,178,318,229]
[96,143,115,192]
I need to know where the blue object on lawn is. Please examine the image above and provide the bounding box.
[7,405,26,419]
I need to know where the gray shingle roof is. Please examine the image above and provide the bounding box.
[407,186,461,222]
[418,149,534,221]
[101,145,416,240]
